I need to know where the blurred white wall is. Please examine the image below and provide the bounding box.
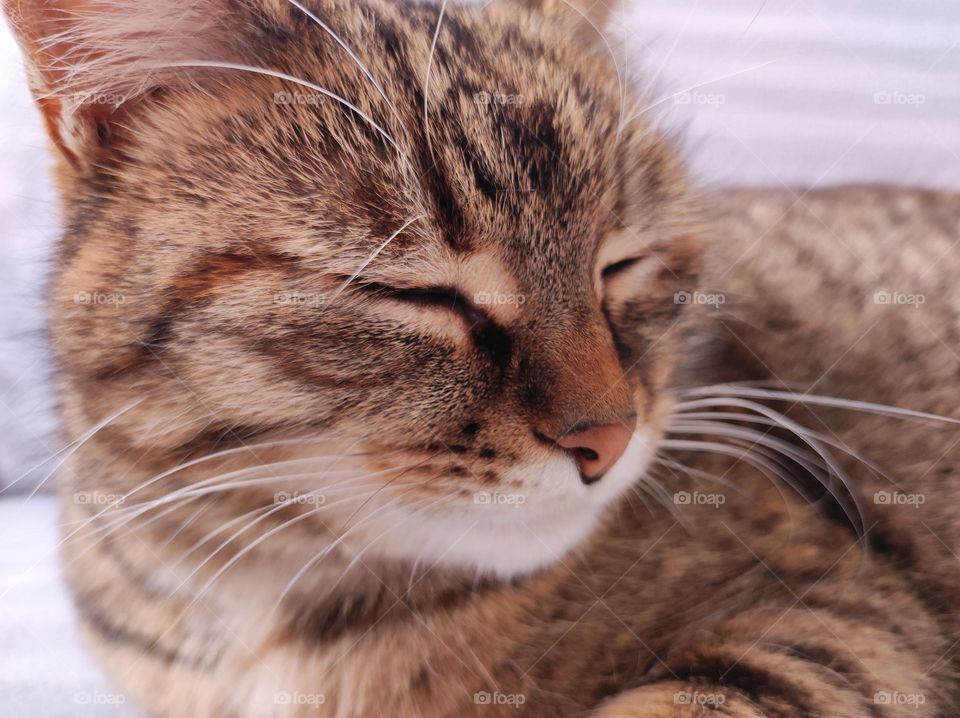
[0,0,958,492]
[621,0,960,189]
[0,20,59,495]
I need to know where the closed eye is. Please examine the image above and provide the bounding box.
[392,286,465,310]
[601,255,645,280]
[361,281,512,362]
[360,282,489,327]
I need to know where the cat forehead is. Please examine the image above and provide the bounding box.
[274,3,626,219]
[246,5,628,266]
[58,0,645,289]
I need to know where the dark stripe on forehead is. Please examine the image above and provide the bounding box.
[383,5,483,251]
[423,154,470,251]
[406,86,471,251]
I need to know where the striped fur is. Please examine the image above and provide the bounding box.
[5,0,960,715]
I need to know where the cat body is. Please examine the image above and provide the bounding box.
[5,0,960,715]
[57,185,960,718]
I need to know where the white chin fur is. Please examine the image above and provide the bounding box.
[364,429,656,579]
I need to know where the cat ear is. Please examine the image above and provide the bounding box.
[490,0,619,38]
[2,0,235,168]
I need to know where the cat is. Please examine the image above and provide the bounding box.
[6,0,960,715]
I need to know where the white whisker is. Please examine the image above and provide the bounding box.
[283,0,404,126]
[671,409,900,488]
[678,384,960,425]
[659,438,825,511]
[654,456,742,493]
[325,214,426,306]
[155,60,403,155]
[552,0,626,141]
[668,399,867,535]
[59,438,370,542]
[4,398,143,498]
[269,491,439,618]
[422,0,449,159]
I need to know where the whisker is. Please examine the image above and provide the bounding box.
[283,0,404,126]
[552,0,626,141]
[174,475,420,569]
[668,424,842,521]
[422,0,449,160]
[671,409,900,488]
[155,60,403,155]
[661,429,864,538]
[671,395,873,531]
[86,459,418,555]
[678,384,960,426]
[626,60,778,123]
[59,438,375,542]
[324,214,426,306]
[69,463,351,540]
[638,469,691,526]
[669,420,830,478]
[183,479,423,616]
[2,398,143,498]
[627,482,657,516]
[653,456,742,493]
[270,490,441,617]
[179,450,438,584]
[157,497,217,551]
[659,438,830,515]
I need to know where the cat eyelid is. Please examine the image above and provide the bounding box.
[600,253,650,280]
[360,282,491,326]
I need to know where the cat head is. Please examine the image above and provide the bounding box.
[8,0,703,578]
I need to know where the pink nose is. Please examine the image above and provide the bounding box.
[557,415,637,484]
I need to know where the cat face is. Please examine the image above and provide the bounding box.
[13,0,703,577]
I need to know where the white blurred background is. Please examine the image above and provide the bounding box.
[0,0,958,715]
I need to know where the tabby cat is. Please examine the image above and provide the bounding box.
[7,0,960,715]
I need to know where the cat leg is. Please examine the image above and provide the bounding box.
[590,602,945,718]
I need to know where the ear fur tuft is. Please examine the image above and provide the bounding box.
[3,0,239,164]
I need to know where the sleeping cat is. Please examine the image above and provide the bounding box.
[7,0,960,715]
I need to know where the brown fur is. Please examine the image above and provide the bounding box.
[6,0,960,715]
